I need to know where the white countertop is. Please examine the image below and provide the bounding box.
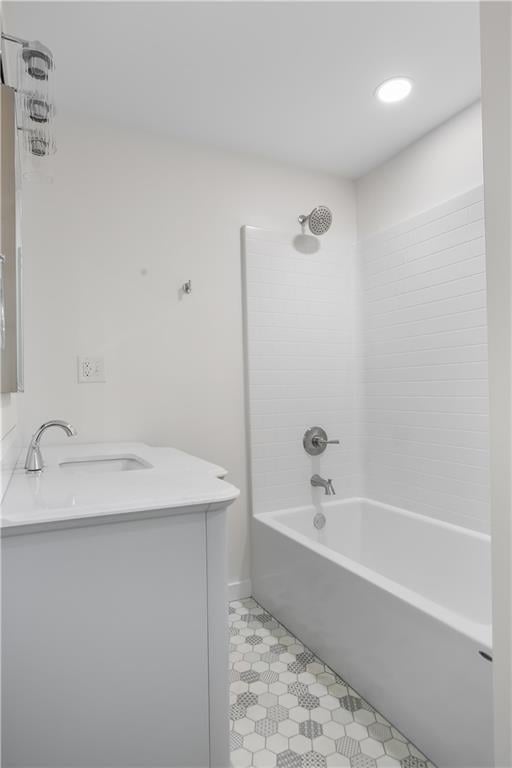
[1,442,239,535]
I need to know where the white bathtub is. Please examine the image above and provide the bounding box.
[251,497,493,768]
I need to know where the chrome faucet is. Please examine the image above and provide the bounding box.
[311,474,335,496]
[25,420,77,472]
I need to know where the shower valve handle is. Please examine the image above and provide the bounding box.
[303,426,341,456]
[312,436,340,447]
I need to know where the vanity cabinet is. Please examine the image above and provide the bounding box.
[1,443,238,768]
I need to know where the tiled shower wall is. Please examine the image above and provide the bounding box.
[359,187,489,532]
[242,226,361,514]
[243,187,489,533]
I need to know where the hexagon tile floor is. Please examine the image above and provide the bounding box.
[229,598,436,768]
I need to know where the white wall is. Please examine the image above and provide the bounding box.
[356,101,483,239]
[1,394,16,439]
[243,225,360,515]
[20,101,485,583]
[480,2,512,761]
[19,112,355,592]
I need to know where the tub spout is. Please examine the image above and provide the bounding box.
[311,474,335,495]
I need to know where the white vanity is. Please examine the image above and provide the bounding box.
[1,442,239,768]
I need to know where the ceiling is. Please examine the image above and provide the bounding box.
[4,1,481,178]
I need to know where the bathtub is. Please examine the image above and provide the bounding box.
[251,497,493,768]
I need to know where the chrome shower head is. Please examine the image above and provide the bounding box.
[298,206,332,236]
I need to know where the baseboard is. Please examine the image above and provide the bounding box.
[228,579,252,601]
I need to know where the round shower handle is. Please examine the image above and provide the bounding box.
[303,426,341,456]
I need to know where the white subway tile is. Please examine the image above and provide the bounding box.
[244,190,489,532]
[360,189,489,533]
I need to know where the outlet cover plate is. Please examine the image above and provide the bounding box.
[77,356,106,383]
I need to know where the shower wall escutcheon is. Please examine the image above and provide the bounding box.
[303,426,340,456]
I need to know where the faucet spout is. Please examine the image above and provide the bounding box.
[311,474,336,496]
[25,420,78,472]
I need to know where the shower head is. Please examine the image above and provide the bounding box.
[298,206,332,236]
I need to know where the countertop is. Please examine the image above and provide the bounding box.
[1,442,240,535]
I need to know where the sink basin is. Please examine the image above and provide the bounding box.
[59,455,152,474]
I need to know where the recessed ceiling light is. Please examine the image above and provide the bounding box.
[375,77,413,104]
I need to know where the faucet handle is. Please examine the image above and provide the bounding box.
[313,437,340,447]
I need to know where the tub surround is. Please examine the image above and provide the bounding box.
[359,187,489,533]
[1,443,239,768]
[1,441,238,533]
[242,225,360,515]
[252,499,493,768]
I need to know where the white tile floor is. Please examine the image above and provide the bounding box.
[229,598,435,768]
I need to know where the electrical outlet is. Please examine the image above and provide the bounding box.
[77,356,106,383]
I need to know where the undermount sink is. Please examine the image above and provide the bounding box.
[59,455,152,474]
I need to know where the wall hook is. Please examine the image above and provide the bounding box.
[182,280,192,295]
